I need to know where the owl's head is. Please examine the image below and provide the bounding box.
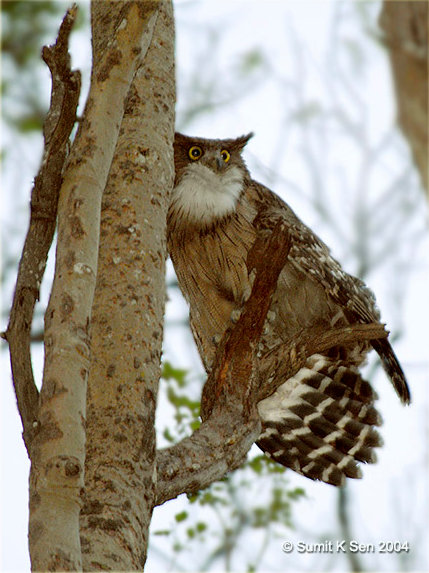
[170,133,253,227]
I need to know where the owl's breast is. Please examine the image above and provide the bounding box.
[168,197,259,369]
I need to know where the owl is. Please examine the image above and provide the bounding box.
[167,132,410,486]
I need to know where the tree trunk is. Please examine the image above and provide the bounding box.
[28,2,170,569]
[379,1,428,196]
[79,1,175,569]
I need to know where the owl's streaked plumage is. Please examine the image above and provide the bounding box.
[167,132,410,486]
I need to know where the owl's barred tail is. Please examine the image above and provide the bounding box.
[371,338,411,404]
[256,354,383,486]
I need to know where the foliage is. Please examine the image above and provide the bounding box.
[158,362,306,571]
[161,361,201,442]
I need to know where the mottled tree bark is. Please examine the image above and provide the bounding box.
[80,2,175,569]
[379,1,428,195]
[28,2,160,570]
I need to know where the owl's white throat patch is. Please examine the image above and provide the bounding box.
[171,163,244,224]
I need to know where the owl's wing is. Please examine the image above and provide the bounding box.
[249,181,410,404]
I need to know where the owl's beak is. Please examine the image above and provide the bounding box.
[204,151,227,173]
[215,156,226,172]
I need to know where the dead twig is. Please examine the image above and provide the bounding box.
[2,5,81,455]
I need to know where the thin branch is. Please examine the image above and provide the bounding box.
[338,486,363,572]
[2,4,81,456]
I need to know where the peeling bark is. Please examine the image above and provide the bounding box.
[379,1,428,195]
[80,1,175,569]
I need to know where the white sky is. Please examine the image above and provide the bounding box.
[1,1,428,571]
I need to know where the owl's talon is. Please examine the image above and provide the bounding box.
[262,323,272,335]
[230,308,242,324]
[266,310,276,323]
[249,270,256,288]
[241,272,255,303]
[212,333,222,346]
[242,285,252,303]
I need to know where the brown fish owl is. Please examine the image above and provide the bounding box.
[167,132,410,486]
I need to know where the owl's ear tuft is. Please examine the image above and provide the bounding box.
[233,132,254,151]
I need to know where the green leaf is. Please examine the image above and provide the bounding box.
[15,114,44,133]
[175,510,188,523]
[153,529,170,536]
[163,428,176,443]
[238,49,265,75]
[186,527,195,539]
[167,387,200,412]
[287,487,306,500]
[196,522,207,533]
[162,361,188,386]
[186,492,199,503]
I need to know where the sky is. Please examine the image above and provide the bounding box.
[1,1,428,571]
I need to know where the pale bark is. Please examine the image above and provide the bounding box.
[80,1,175,569]
[379,1,428,195]
[29,3,159,569]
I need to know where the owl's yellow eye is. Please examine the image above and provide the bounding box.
[189,146,203,160]
[221,149,230,163]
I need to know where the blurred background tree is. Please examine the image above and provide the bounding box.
[1,1,428,572]
[380,1,428,196]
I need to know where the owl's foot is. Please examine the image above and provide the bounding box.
[230,308,242,323]
[242,270,256,302]
[212,333,222,346]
